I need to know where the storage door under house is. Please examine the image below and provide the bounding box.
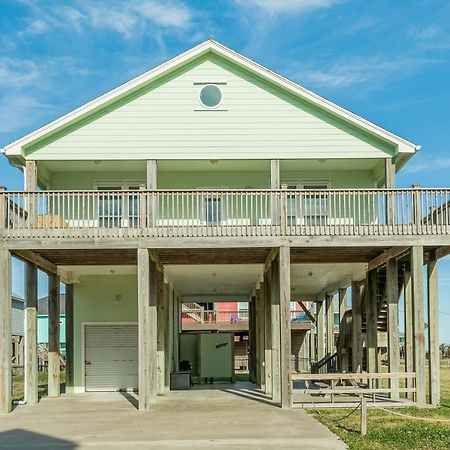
[84,324,138,391]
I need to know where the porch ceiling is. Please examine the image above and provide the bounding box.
[291,263,367,298]
[165,264,262,295]
[38,158,382,174]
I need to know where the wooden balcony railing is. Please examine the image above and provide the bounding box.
[1,189,449,239]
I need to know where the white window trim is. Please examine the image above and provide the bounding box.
[93,180,146,190]
[281,179,331,189]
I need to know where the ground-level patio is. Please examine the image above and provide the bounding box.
[0,384,346,449]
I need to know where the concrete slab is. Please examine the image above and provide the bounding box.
[0,384,347,449]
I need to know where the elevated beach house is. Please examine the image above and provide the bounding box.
[0,40,447,412]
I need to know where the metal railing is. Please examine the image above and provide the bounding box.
[1,188,449,239]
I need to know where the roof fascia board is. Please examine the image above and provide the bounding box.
[3,39,418,158]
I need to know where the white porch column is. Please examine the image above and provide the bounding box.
[24,262,38,404]
[0,249,12,413]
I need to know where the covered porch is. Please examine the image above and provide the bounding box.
[0,244,444,413]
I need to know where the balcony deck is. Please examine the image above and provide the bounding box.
[1,189,449,247]
[181,309,314,333]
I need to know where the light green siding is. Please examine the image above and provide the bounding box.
[37,315,66,346]
[49,168,375,190]
[26,54,394,161]
[73,275,138,391]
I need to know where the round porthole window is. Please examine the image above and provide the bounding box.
[199,84,222,108]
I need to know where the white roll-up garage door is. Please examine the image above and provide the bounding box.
[84,324,138,392]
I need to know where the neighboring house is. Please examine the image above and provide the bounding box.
[37,294,66,356]
[11,294,24,338]
[0,40,446,413]
[11,294,24,367]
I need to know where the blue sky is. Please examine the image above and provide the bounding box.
[0,0,449,340]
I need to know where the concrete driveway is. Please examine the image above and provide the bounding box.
[0,384,346,449]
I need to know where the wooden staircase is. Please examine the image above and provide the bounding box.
[181,302,204,323]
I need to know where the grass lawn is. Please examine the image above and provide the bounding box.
[308,362,450,450]
[12,371,66,402]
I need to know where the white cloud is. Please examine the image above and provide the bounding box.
[293,56,440,90]
[0,58,41,87]
[235,0,340,14]
[0,95,54,133]
[134,1,193,28]
[402,157,450,175]
[18,18,49,36]
[18,0,196,39]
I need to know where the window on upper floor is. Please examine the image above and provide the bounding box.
[199,84,222,108]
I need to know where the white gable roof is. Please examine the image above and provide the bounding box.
[2,39,419,158]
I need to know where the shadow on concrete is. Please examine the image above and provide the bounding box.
[224,387,277,406]
[0,429,77,449]
[119,391,139,410]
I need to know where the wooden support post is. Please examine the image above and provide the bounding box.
[249,295,257,383]
[352,281,363,373]
[48,273,61,398]
[147,160,157,227]
[326,294,334,358]
[271,257,281,404]
[366,270,378,374]
[173,295,180,373]
[316,300,325,367]
[427,253,439,406]
[0,249,12,413]
[255,288,262,387]
[259,285,267,391]
[338,288,348,372]
[360,397,367,436]
[138,249,157,410]
[264,276,272,396]
[163,283,170,393]
[156,269,165,395]
[167,286,174,381]
[25,262,38,404]
[403,268,414,400]
[65,284,74,394]
[279,246,291,408]
[270,160,280,189]
[412,246,426,406]
[385,158,396,226]
[386,258,400,399]
[25,161,37,227]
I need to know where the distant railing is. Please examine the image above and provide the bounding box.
[181,308,311,325]
[181,309,249,324]
[1,189,449,239]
